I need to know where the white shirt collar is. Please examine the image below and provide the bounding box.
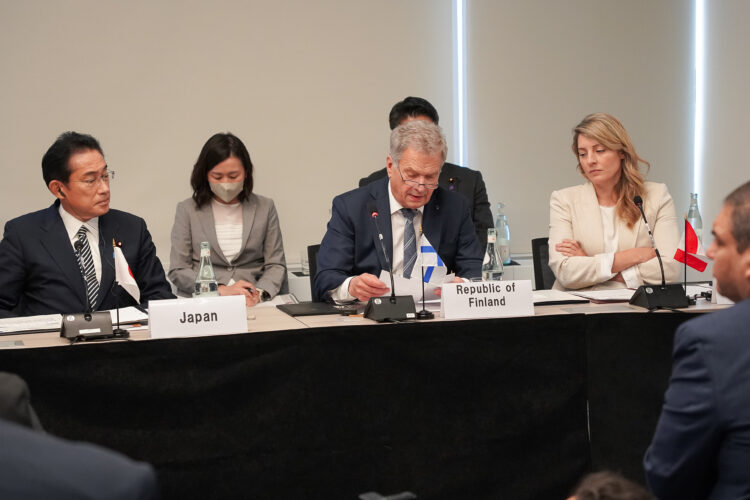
[387,180,425,217]
[58,204,99,241]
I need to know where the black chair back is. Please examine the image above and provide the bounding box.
[531,237,556,290]
[307,244,321,302]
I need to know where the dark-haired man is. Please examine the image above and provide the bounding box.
[359,96,494,249]
[0,132,174,318]
[644,180,750,499]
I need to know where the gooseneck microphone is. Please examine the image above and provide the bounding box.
[369,203,397,302]
[628,195,689,311]
[362,202,417,322]
[633,195,666,286]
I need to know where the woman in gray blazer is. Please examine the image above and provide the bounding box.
[169,133,287,305]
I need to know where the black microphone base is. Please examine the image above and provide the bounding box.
[416,309,434,320]
[364,295,417,322]
[629,284,690,310]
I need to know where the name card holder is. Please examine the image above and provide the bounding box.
[149,295,247,339]
[441,280,534,320]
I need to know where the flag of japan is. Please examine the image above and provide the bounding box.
[114,246,141,302]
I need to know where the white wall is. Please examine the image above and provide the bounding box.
[1,0,747,270]
[467,0,694,254]
[0,0,454,266]
[702,0,750,234]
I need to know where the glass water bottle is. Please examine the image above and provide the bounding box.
[687,193,703,243]
[495,202,512,265]
[193,241,220,297]
[482,228,504,281]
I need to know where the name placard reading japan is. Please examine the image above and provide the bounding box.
[441,280,534,319]
[149,295,248,339]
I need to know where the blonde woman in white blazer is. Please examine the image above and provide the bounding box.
[169,133,287,305]
[549,113,680,291]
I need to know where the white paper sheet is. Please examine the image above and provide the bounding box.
[378,270,455,302]
[533,289,589,305]
[569,289,636,302]
[108,306,148,324]
[0,313,62,334]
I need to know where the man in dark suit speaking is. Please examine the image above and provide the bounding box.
[359,96,494,249]
[0,132,174,318]
[644,180,750,499]
[315,120,482,303]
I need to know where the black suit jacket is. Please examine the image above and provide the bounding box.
[359,162,494,249]
[315,178,483,300]
[0,201,174,318]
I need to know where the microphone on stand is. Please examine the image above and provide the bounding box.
[629,195,689,311]
[363,202,417,322]
[416,226,433,320]
[106,238,129,338]
[61,238,117,341]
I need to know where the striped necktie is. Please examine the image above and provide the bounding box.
[75,226,99,310]
[401,208,417,278]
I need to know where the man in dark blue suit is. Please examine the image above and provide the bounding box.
[0,132,174,318]
[315,120,482,302]
[0,418,159,499]
[644,180,750,499]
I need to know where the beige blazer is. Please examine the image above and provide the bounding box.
[548,181,680,290]
[168,193,287,297]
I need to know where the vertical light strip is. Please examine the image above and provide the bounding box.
[452,0,467,166]
[694,0,705,195]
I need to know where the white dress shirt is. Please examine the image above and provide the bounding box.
[598,205,639,288]
[331,180,423,303]
[58,205,102,285]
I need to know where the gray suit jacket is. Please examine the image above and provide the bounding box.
[168,194,287,298]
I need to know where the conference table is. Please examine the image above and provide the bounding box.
[0,299,725,500]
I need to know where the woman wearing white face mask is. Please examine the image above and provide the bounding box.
[169,133,287,305]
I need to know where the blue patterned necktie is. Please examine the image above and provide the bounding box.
[75,226,99,310]
[401,208,417,278]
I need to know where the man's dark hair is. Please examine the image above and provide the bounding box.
[725,180,750,253]
[191,132,254,208]
[572,471,654,500]
[41,132,103,186]
[388,96,440,130]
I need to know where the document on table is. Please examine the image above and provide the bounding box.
[0,314,62,335]
[108,307,149,324]
[569,289,636,302]
[533,289,589,305]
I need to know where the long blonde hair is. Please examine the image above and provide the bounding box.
[572,113,649,228]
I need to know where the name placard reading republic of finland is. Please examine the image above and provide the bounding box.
[149,295,248,339]
[441,280,534,319]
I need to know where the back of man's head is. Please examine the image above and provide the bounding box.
[42,132,103,186]
[569,471,654,500]
[389,120,447,165]
[389,97,440,130]
[724,180,750,254]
